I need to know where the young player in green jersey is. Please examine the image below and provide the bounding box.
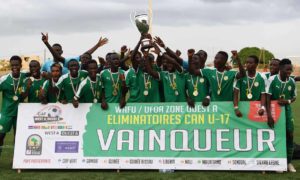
[145,42,186,102]
[100,53,126,108]
[264,58,280,79]
[125,37,161,103]
[185,52,209,107]
[233,55,267,117]
[21,60,46,102]
[40,63,64,103]
[266,59,297,172]
[192,51,245,103]
[73,60,107,109]
[55,59,88,103]
[0,56,27,157]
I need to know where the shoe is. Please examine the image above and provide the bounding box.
[288,163,296,172]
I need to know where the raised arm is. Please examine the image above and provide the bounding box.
[163,54,183,73]
[232,52,246,79]
[41,33,65,63]
[154,36,183,66]
[131,37,143,70]
[84,37,108,55]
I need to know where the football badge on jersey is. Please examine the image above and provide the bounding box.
[224,76,228,81]
[288,86,292,91]
[254,82,259,87]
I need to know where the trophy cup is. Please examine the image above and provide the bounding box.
[130,12,153,50]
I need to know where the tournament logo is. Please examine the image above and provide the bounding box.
[26,134,42,155]
[33,105,63,123]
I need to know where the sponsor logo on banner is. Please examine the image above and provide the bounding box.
[25,134,42,155]
[55,141,79,153]
[61,131,80,136]
[33,105,63,123]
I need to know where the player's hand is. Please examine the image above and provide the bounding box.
[41,32,48,43]
[154,36,165,48]
[39,88,45,101]
[72,99,79,108]
[202,97,210,107]
[267,115,275,129]
[60,100,68,104]
[234,109,243,117]
[278,98,288,106]
[187,98,195,108]
[98,56,107,66]
[231,50,238,59]
[27,78,33,89]
[175,50,181,57]
[120,45,128,53]
[41,72,50,79]
[97,37,108,47]
[119,74,125,81]
[258,108,265,116]
[119,98,126,109]
[101,101,108,110]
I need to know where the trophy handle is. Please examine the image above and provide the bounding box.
[129,11,138,31]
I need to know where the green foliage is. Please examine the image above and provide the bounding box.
[231,47,275,67]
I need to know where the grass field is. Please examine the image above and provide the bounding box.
[1,84,300,180]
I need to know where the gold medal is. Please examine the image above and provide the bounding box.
[144,90,149,96]
[247,93,253,99]
[199,78,204,83]
[113,90,118,96]
[12,76,21,102]
[13,95,19,101]
[193,91,198,96]
[93,98,98,103]
[175,90,179,96]
[217,89,221,95]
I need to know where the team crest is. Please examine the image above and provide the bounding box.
[288,86,292,91]
[224,76,228,81]
[254,82,259,87]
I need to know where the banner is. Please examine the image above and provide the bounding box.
[13,102,287,171]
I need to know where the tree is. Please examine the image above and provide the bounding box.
[231,47,275,68]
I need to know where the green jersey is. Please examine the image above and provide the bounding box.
[23,77,46,102]
[100,68,125,103]
[159,71,186,102]
[201,67,238,101]
[56,70,88,102]
[267,75,297,100]
[235,72,267,101]
[125,68,160,102]
[75,75,102,103]
[185,73,209,102]
[0,73,27,117]
[42,79,64,103]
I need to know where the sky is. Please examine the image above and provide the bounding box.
[0,0,299,62]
